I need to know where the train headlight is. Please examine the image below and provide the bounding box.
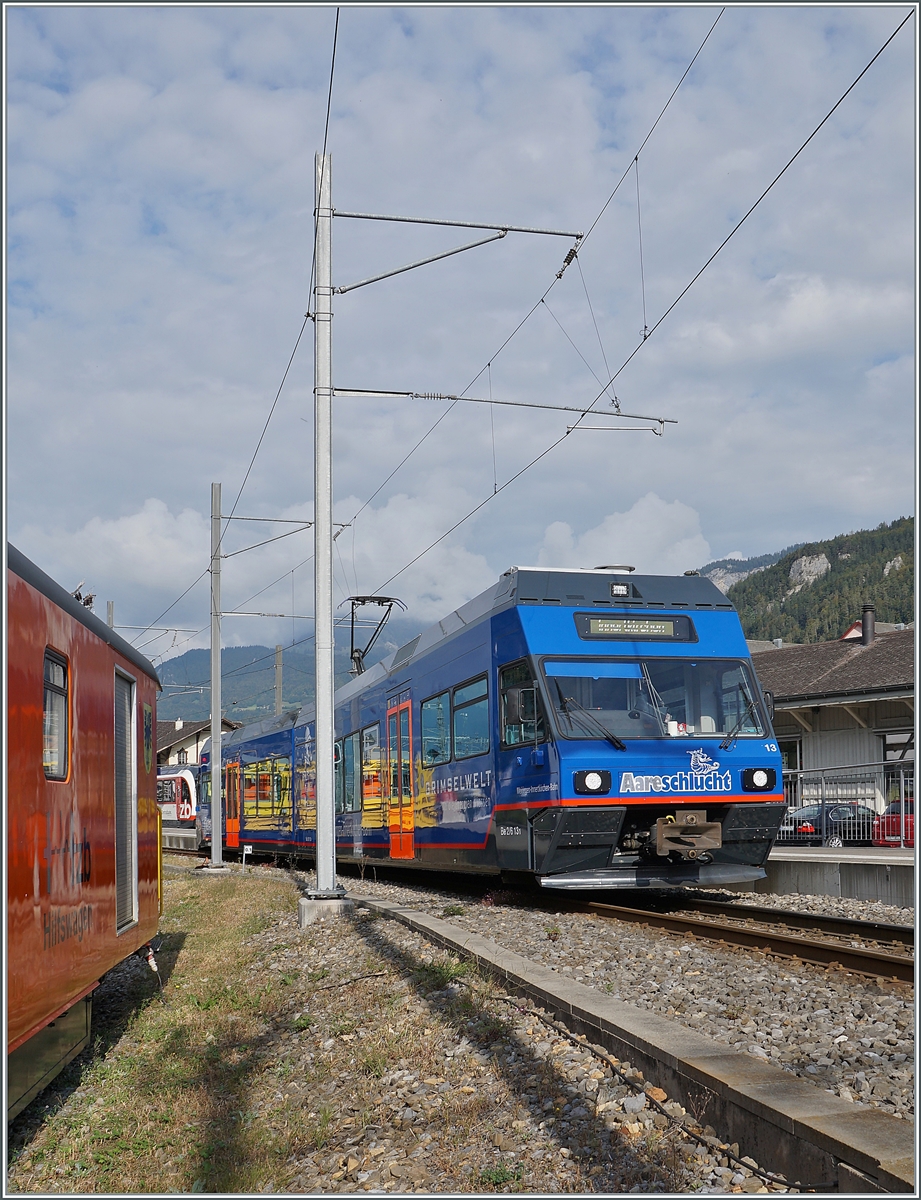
[742,767,776,791]
[574,769,612,795]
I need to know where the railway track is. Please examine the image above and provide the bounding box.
[562,897,915,983]
[666,896,914,947]
[160,843,914,981]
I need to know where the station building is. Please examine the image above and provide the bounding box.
[750,610,913,811]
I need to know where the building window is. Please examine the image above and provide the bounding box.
[177,748,188,765]
[884,731,914,762]
[778,739,801,772]
[43,650,69,780]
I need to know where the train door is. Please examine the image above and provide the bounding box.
[225,762,241,848]
[387,698,415,859]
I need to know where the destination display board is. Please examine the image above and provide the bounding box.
[574,612,696,642]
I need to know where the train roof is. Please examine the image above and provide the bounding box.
[222,567,738,745]
[7,543,161,686]
[336,566,733,697]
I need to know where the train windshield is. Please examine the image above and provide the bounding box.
[542,658,765,740]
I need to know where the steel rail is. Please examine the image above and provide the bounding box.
[670,897,914,948]
[570,900,914,982]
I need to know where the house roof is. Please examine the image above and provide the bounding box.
[840,619,913,640]
[156,718,240,753]
[751,628,915,706]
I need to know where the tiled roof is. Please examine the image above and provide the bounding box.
[751,629,915,704]
[156,718,240,753]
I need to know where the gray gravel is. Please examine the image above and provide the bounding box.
[298,871,915,1128]
[288,890,794,1193]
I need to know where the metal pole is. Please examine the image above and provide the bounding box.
[899,767,905,848]
[312,153,341,898]
[275,645,283,716]
[107,601,114,629]
[210,482,223,868]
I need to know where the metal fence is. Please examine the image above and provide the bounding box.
[778,760,914,848]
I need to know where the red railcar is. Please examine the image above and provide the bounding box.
[7,545,162,1120]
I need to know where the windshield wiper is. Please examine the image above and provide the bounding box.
[640,664,669,735]
[553,681,626,751]
[719,686,758,750]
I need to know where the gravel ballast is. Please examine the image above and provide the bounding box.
[298,871,915,1127]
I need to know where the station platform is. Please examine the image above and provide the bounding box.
[161,828,199,852]
[728,845,915,908]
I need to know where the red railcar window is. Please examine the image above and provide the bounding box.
[43,651,69,779]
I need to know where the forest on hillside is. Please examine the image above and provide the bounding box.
[728,517,913,643]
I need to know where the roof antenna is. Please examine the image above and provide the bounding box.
[341,595,406,675]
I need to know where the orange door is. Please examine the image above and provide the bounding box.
[225,762,240,848]
[387,701,414,859]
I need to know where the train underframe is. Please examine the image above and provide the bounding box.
[201,798,786,892]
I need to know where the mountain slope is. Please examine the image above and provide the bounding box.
[726,517,913,643]
[699,545,804,594]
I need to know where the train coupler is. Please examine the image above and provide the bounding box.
[655,811,721,860]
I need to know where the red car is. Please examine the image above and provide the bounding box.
[872,800,914,848]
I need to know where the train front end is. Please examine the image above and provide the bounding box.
[491,568,785,890]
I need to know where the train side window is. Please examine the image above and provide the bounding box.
[343,731,360,812]
[43,650,69,779]
[453,675,489,760]
[421,691,451,765]
[500,660,545,747]
[334,740,345,813]
[361,724,382,804]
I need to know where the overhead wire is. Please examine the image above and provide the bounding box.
[584,6,915,407]
[182,6,729,640]
[364,7,913,598]
[539,297,616,397]
[134,8,341,652]
[336,7,726,543]
[634,156,649,340]
[575,257,618,410]
[579,7,726,249]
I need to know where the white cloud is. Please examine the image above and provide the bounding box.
[17,499,208,594]
[4,6,914,649]
[536,493,711,576]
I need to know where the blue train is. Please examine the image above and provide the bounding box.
[198,567,786,890]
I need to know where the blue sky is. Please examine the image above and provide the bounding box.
[4,5,915,663]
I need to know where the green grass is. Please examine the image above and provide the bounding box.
[6,868,300,1195]
[413,955,471,990]
[480,1162,524,1186]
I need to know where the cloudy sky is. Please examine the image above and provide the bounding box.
[5,4,915,664]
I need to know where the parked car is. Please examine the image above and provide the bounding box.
[872,799,914,848]
[778,802,876,847]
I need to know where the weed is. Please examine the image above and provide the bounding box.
[359,1049,389,1078]
[329,1017,358,1037]
[441,903,465,917]
[479,1162,524,1185]
[473,1013,513,1042]
[414,956,470,990]
[310,1105,335,1150]
[545,924,561,942]
[307,968,330,982]
[292,1014,314,1031]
